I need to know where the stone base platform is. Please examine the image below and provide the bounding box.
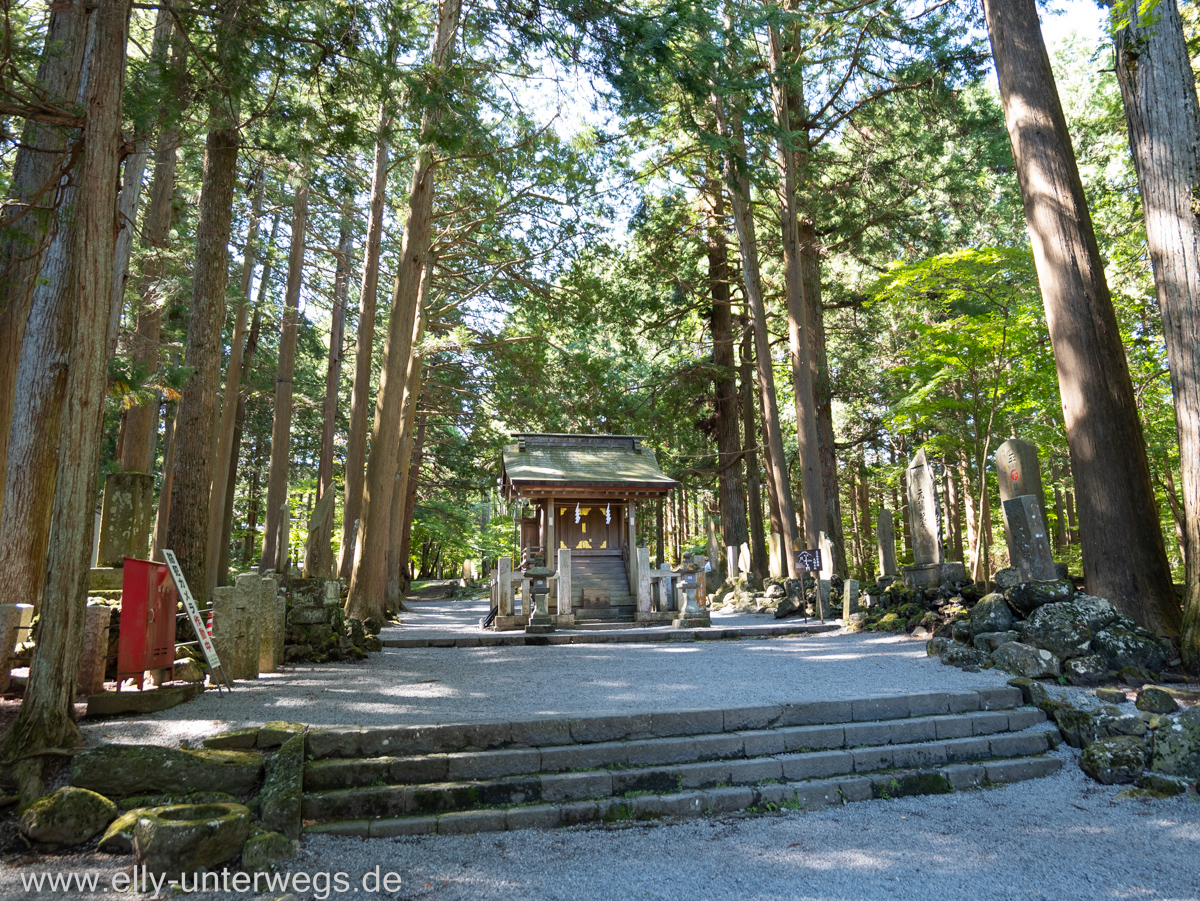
[902,562,967,590]
[85,682,204,717]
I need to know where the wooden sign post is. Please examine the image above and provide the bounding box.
[162,549,232,691]
[794,548,823,622]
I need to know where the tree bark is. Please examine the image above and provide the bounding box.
[3,0,131,763]
[260,172,309,573]
[163,126,238,601]
[705,186,748,563]
[740,318,768,579]
[340,101,392,580]
[0,3,86,518]
[857,456,875,581]
[983,0,1180,635]
[712,97,800,579]
[397,413,428,595]
[205,172,264,590]
[347,0,462,620]
[1110,0,1200,659]
[943,453,964,562]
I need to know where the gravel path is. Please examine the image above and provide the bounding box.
[81,628,1016,747]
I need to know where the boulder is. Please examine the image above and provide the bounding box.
[939,645,990,670]
[1007,677,1050,708]
[992,642,1060,679]
[1150,706,1200,779]
[173,658,205,683]
[20,787,116,845]
[926,637,955,658]
[260,733,304,840]
[1053,707,1106,749]
[968,593,1013,635]
[362,617,383,636]
[1135,687,1180,715]
[363,635,384,653]
[133,803,250,879]
[763,582,786,600]
[117,791,240,812]
[1105,715,1148,738]
[774,595,801,619]
[242,829,296,873]
[71,745,263,798]
[1095,688,1128,704]
[98,809,140,853]
[973,630,1019,651]
[1080,736,1149,785]
[1093,621,1169,673]
[1064,654,1109,686]
[992,567,1021,590]
[951,620,973,643]
[1134,773,1187,797]
[1023,602,1098,660]
[1004,579,1073,617]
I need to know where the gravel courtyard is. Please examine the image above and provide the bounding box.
[16,602,1194,900]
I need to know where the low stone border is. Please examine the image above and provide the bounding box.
[381,622,839,649]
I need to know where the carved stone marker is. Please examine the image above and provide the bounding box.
[97,472,154,567]
[906,449,944,566]
[842,579,860,620]
[1002,494,1057,582]
[77,604,113,696]
[995,438,1049,562]
[877,510,898,577]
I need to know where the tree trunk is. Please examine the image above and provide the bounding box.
[397,413,428,595]
[712,97,800,578]
[705,186,748,563]
[944,454,964,562]
[340,101,391,580]
[983,0,1180,635]
[260,172,309,573]
[152,399,177,557]
[1052,458,1068,552]
[242,448,260,563]
[1162,464,1187,569]
[0,3,86,518]
[858,456,875,581]
[163,125,239,602]
[1110,0,1200,659]
[347,0,462,621]
[3,0,130,764]
[109,141,148,347]
[740,319,768,579]
[206,172,264,590]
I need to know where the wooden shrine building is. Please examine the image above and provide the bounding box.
[500,434,678,623]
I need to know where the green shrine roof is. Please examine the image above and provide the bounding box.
[501,434,679,497]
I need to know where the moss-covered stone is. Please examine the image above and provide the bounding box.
[132,803,250,879]
[1007,677,1050,708]
[20,787,117,845]
[1053,707,1106,749]
[260,733,304,840]
[1004,579,1073,616]
[1150,706,1200,779]
[872,772,953,799]
[98,809,140,853]
[1095,688,1128,704]
[1094,622,1169,673]
[257,721,306,749]
[203,727,260,750]
[992,642,1060,679]
[1080,736,1149,784]
[72,745,263,798]
[1064,655,1109,686]
[242,829,296,873]
[1133,773,1187,797]
[1135,687,1180,715]
[117,791,239,811]
[969,594,1013,636]
[939,645,990,671]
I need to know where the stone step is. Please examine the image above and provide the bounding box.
[303,687,1024,760]
[304,707,1046,791]
[301,755,1064,837]
[300,730,1053,821]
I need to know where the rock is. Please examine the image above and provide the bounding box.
[203,727,259,750]
[173,658,205,683]
[1096,688,1127,704]
[1135,686,1180,714]
[1149,706,1200,779]
[1105,715,1148,737]
[1004,579,1073,616]
[346,617,366,647]
[117,791,240,812]
[133,803,250,879]
[992,567,1021,591]
[973,630,1019,651]
[992,641,1060,679]
[1119,665,1158,687]
[1134,773,1187,797]
[363,635,383,653]
[1081,736,1149,784]
[951,619,972,643]
[1093,620,1169,673]
[72,745,264,798]
[763,582,786,600]
[1053,706,1106,749]
[969,593,1013,635]
[257,721,306,749]
[284,643,313,661]
[362,616,383,636]
[1023,601,1098,660]
[98,809,140,853]
[1059,593,1120,632]
[939,645,990,670]
[774,595,801,619]
[1007,677,1050,707]
[1064,654,1109,686]
[20,787,117,845]
[242,829,296,873]
[926,637,954,658]
[260,733,303,840]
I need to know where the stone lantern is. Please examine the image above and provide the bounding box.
[524,556,556,634]
[673,556,710,628]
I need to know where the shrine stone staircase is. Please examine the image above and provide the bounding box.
[299,686,1061,838]
[569,554,635,624]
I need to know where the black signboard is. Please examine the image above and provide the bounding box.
[794,548,821,573]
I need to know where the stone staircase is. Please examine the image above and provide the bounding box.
[569,554,635,624]
[300,686,1061,838]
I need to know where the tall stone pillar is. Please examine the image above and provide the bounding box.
[97,472,155,566]
[557,547,572,616]
[877,510,898,577]
[995,438,1049,563]
[211,587,238,680]
[77,605,114,696]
